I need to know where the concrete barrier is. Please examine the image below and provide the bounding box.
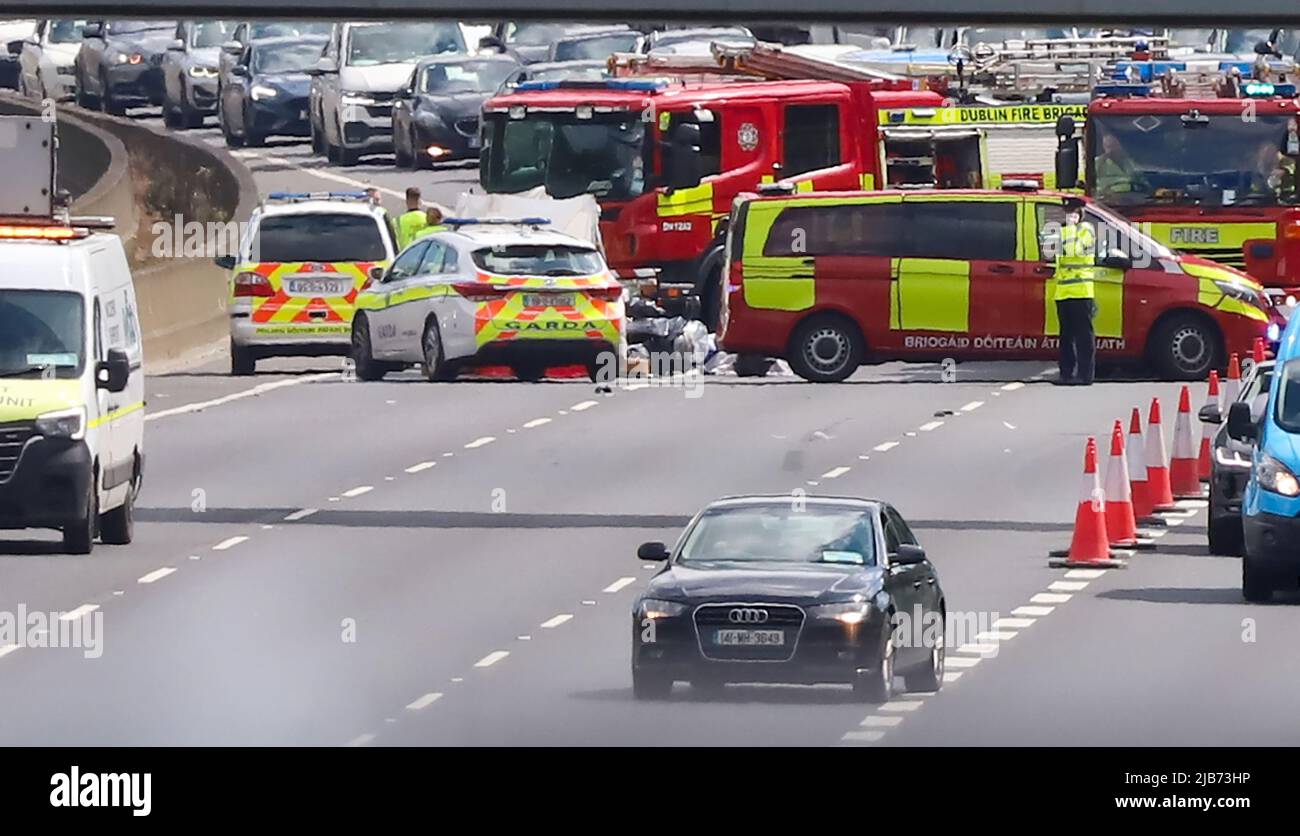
[0,93,259,369]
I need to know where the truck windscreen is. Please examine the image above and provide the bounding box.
[481,113,649,201]
[0,290,84,380]
[1091,113,1299,207]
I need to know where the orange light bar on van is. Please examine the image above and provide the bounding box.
[0,225,83,240]
[1283,221,1300,240]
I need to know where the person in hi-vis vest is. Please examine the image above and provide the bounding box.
[1054,198,1099,386]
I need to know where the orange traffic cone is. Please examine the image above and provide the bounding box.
[1254,337,1267,366]
[1170,386,1204,499]
[1104,420,1152,550]
[1128,407,1158,523]
[1050,437,1127,568]
[1223,353,1242,408]
[1145,398,1177,512]
[1199,371,1220,481]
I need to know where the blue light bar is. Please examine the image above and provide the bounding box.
[1093,82,1152,98]
[266,191,370,202]
[514,78,666,93]
[1244,81,1297,97]
[443,217,552,226]
[1112,61,1187,83]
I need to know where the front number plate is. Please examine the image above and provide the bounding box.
[715,629,784,646]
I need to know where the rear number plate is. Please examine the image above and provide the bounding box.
[288,279,348,296]
[523,293,574,308]
[715,629,784,646]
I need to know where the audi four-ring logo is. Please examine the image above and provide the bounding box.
[729,608,769,624]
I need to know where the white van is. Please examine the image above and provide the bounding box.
[0,222,144,553]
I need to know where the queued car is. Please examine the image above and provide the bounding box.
[630,495,945,701]
[161,20,235,128]
[350,219,625,382]
[484,22,636,64]
[546,27,643,62]
[310,21,466,166]
[74,19,177,114]
[1202,360,1274,555]
[217,20,333,93]
[643,25,755,56]
[495,59,609,94]
[0,19,36,89]
[11,19,85,101]
[220,35,327,147]
[391,54,519,168]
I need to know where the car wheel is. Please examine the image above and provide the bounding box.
[163,102,180,128]
[230,340,256,376]
[789,314,864,383]
[311,116,326,155]
[350,316,388,381]
[99,479,135,545]
[100,72,124,115]
[1149,313,1221,381]
[222,113,244,147]
[1242,552,1274,603]
[62,481,97,555]
[734,353,772,377]
[513,360,546,382]
[852,625,894,703]
[393,130,411,167]
[337,144,359,166]
[632,666,672,700]
[243,108,265,146]
[409,129,426,170]
[75,71,96,108]
[902,617,944,693]
[1209,515,1244,556]
[420,318,452,382]
[700,264,723,331]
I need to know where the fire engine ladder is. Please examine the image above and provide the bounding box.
[610,41,906,84]
[961,35,1173,100]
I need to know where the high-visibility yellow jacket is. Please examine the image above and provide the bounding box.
[413,224,448,240]
[396,210,427,250]
[1055,221,1097,301]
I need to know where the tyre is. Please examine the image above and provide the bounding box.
[410,131,428,170]
[100,73,124,115]
[99,479,135,545]
[230,340,256,376]
[1209,515,1244,556]
[734,353,772,378]
[221,112,243,147]
[162,104,180,128]
[311,118,325,155]
[350,316,388,381]
[243,125,265,147]
[420,318,452,381]
[1242,552,1274,603]
[75,72,97,108]
[632,666,672,700]
[62,482,97,555]
[182,102,206,129]
[788,314,864,382]
[335,126,359,166]
[1148,312,1221,381]
[902,616,944,693]
[853,626,894,704]
[513,361,546,382]
[393,131,411,167]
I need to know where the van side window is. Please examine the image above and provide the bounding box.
[783,104,841,177]
[1035,202,1066,262]
[123,291,140,351]
[763,203,906,257]
[92,298,104,362]
[908,202,1017,261]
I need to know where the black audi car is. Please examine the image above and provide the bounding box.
[631,495,945,702]
[391,54,519,168]
[219,35,326,147]
[1202,360,1275,555]
[74,18,177,114]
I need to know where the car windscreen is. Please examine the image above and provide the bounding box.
[48,20,87,44]
[420,60,516,94]
[0,290,84,380]
[471,244,604,276]
[678,506,878,566]
[508,23,572,46]
[255,42,325,75]
[107,20,176,35]
[553,33,641,61]
[250,21,333,39]
[346,22,463,66]
[190,20,235,48]
[251,214,387,263]
[1275,359,1300,433]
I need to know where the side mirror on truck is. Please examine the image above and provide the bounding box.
[1054,115,1079,191]
[97,348,130,394]
[664,122,703,191]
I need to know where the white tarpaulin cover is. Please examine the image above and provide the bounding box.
[454,188,603,250]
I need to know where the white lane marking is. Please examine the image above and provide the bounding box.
[137,567,176,585]
[1002,382,1025,391]
[570,400,598,412]
[346,733,376,747]
[213,536,248,551]
[880,700,926,713]
[0,644,19,659]
[541,614,573,629]
[1049,581,1088,592]
[945,655,982,669]
[405,462,436,473]
[1166,518,1185,527]
[918,421,944,432]
[405,692,443,711]
[261,524,274,530]
[603,577,637,593]
[188,555,201,561]
[327,496,340,502]
[842,730,885,743]
[860,715,904,728]
[342,485,373,498]
[442,452,454,457]
[146,373,333,421]
[858,455,871,461]
[581,599,597,606]
[992,617,1036,629]
[1065,569,1106,580]
[956,643,1000,655]
[284,508,318,522]
[517,635,531,641]
[60,604,99,622]
[975,630,1019,642]
[1033,592,1072,604]
[873,441,899,452]
[1176,499,1209,509]
[474,650,509,668]
[238,146,440,206]
[821,466,851,479]
[1003,421,1017,430]
[1013,605,1055,617]
[960,401,985,412]
[464,436,496,449]
[942,671,963,683]
[523,418,552,429]
[1148,530,1168,539]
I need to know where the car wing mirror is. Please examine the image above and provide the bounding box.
[1227,400,1258,442]
[1097,249,1132,271]
[214,254,236,270]
[168,38,185,51]
[1198,403,1223,424]
[893,544,927,565]
[367,265,386,283]
[220,39,242,54]
[637,541,670,561]
[96,348,130,393]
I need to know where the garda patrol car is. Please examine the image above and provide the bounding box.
[350,218,624,381]
[216,191,396,375]
[718,187,1284,382]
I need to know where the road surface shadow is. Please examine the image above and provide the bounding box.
[1097,586,1300,605]
[0,538,76,556]
[574,684,864,705]
[137,506,693,529]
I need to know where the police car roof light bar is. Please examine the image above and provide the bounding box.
[266,191,371,203]
[443,217,552,227]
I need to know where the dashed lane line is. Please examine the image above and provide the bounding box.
[212,536,248,551]
[873,442,900,452]
[474,651,509,668]
[404,462,436,474]
[405,693,443,711]
[860,715,905,728]
[570,401,598,412]
[284,508,318,522]
[879,699,926,713]
[59,604,99,622]
[137,567,176,585]
[342,486,373,498]
[522,418,552,429]
[603,577,637,593]
[843,730,886,743]
[346,733,376,748]
[0,644,19,659]
[1049,581,1088,592]
[145,373,334,422]
[918,421,944,432]
[1012,606,1055,617]
[464,436,496,449]
[1032,592,1072,604]
[992,617,1037,629]
[821,466,851,479]
[945,655,983,669]
[541,614,573,629]
[960,401,985,412]
[1065,569,1107,580]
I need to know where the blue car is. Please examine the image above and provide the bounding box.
[1233,313,1300,601]
[219,35,325,147]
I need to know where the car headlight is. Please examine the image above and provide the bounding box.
[1214,279,1264,308]
[35,406,86,441]
[115,53,143,65]
[250,84,279,101]
[341,92,376,106]
[636,599,687,620]
[1257,452,1300,497]
[808,601,873,625]
[188,65,218,78]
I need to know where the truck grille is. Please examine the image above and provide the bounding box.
[693,604,804,662]
[0,421,37,482]
[1177,246,1246,269]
